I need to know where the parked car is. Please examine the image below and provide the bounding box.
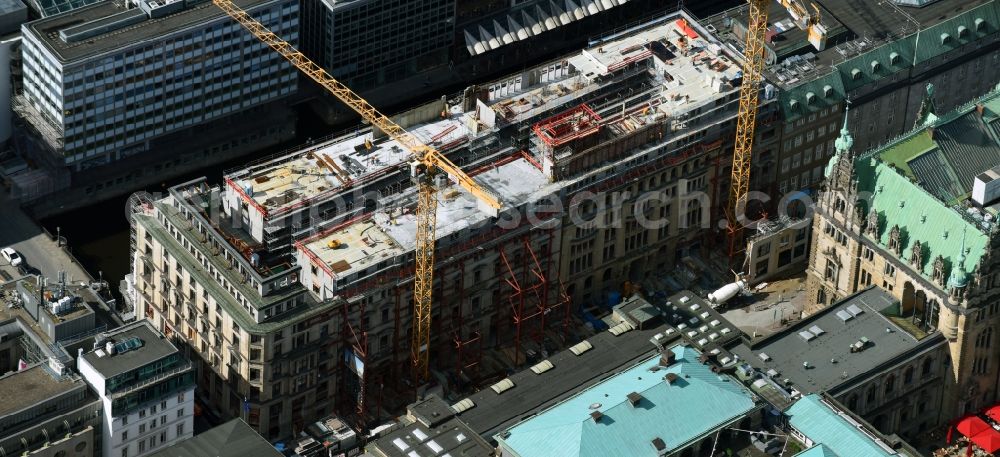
[1,247,22,267]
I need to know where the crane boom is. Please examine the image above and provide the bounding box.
[213,0,500,384]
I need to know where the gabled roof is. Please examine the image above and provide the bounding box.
[849,91,1000,280]
[795,444,840,457]
[496,345,757,457]
[786,394,895,457]
[147,419,282,457]
[781,0,1000,121]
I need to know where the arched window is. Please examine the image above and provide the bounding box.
[904,366,914,385]
[885,374,896,394]
[922,358,933,377]
[848,394,859,410]
[867,385,878,403]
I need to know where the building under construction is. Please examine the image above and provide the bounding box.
[124,9,777,439]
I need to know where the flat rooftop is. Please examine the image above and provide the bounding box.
[496,345,757,457]
[657,291,742,354]
[817,0,991,42]
[81,321,178,379]
[458,317,676,437]
[0,364,77,418]
[491,16,742,125]
[229,116,470,218]
[370,396,493,457]
[25,0,277,63]
[730,288,941,395]
[298,157,550,281]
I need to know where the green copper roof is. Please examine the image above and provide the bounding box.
[781,1,1000,120]
[496,345,757,457]
[874,131,935,180]
[787,394,894,457]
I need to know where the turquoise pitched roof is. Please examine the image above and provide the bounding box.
[795,444,840,457]
[781,1,1000,121]
[496,346,757,457]
[786,394,894,457]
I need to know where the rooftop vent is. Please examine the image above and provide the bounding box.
[806,92,816,104]
[569,340,593,356]
[651,437,667,454]
[940,33,952,44]
[851,68,862,80]
[976,17,986,31]
[823,85,833,97]
[836,310,854,322]
[451,398,475,414]
[490,378,515,394]
[627,392,643,407]
[847,304,865,316]
[530,360,554,374]
[758,352,771,362]
[871,60,881,73]
[958,25,969,38]
[808,325,825,336]
[798,330,816,342]
[889,52,900,65]
[664,373,679,384]
[590,410,603,422]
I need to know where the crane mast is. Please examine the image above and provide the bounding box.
[726,0,826,261]
[725,0,770,259]
[212,0,501,385]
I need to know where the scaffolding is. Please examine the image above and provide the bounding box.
[532,104,603,149]
[499,232,571,367]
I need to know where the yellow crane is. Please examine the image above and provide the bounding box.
[725,0,826,260]
[212,0,502,384]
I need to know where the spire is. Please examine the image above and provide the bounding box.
[834,100,854,154]
[949,227,969,290]
[915,83,938,128]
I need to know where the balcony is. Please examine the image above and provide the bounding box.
[108,361,193,400]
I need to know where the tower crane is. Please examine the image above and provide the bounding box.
[212,0,502,384]
[725,0,827,261]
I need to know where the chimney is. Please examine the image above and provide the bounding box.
[664,373,679,384]
[977,103,985,118]
[660,350,677,367]
[627,392,643,407]
[590,411,603,423]
[105,341,115,356]
[651,437,667,454]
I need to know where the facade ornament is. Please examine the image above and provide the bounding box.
[866,206,879,238]
[933,255,946,286]
[911,241,923,268]
[888,225,902,255]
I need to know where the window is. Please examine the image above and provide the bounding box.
[160,432,166,443]
[139,441,145,453]
[885,374,895,394]
[139,409,146,418]
[883,264,896,277]
[904,366,914,384]
[122,415,128,425]
[176,422,184,436]
[122,448,128,457]
[151,405,157,414]
[161,415,166,426]
[177,409,184,419]
[922,358,933,376]
[177,391,185,402]
[161,401,167,410]
[122,431,128,441]
[139,424,146,433]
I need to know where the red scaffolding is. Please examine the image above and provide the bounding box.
[499,232,571,367]
[532,104,603,149]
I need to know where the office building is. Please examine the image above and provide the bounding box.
[124,9,779,437]
[10,0,299,211]
[731,287,949,440]
[77,321,195,457]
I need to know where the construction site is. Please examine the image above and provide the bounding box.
[121,2,803,438]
